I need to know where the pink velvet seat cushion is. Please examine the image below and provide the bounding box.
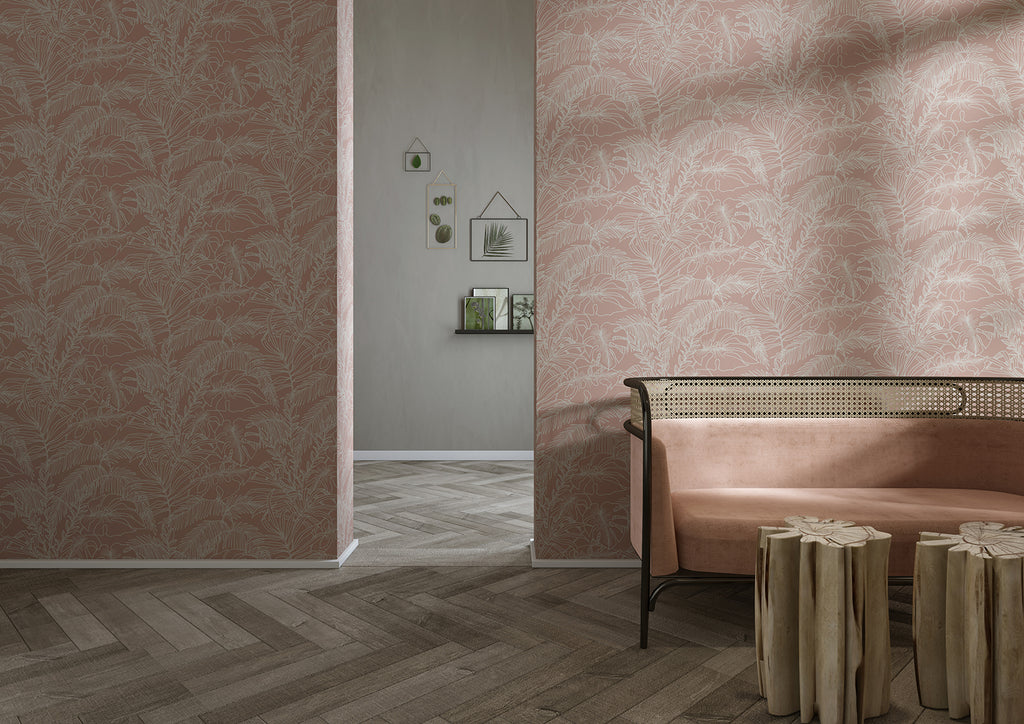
[671,488,1024,576]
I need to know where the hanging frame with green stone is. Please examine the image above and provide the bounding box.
[426,170,456,249]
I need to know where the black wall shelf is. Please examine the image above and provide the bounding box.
[454,329,533,335]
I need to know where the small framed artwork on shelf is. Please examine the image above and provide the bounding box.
[471,287,509,330]
[511,293,534,330]
[463,296,495,330]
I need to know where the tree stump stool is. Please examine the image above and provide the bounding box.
[913,522,1024,723]
[756,516,892,724]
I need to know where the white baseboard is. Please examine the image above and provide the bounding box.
[354,450,534,461]
[0,558,344,569]
[339,538,359,566]
[530,540,640,569]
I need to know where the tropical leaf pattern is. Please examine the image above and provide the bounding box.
[534,0,1024,559]
[483,222,514,258]
[0,0,341,560]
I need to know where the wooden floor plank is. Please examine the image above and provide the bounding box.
[73,671,193,724]
[199,593,308,652]
[256,643,425,724]
[16,675,187,724]
[138,643,306,722]
[0,644,153,718]
[275,588,399,650]
[557,642,719,723]
[3,596,72,651]
[0,641,124,695]
[36,592,119,651]
[157,592,260,650]
[76,590,175,657]
[318,642,520,723]
[405,590,545,650]
[0,605,26,655]
[260,642,470,724]
[235,590,351,649]
[188,642,375,724]
[359,590,500,651]
[375,641,553,724]
[622,664,735,724]
[267,589,359,646]
[436,641,619,723]
[113,590,212,651]
[320,590,449,651]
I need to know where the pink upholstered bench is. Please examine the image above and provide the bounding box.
[623,377,1024,648]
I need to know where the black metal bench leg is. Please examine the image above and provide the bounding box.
[640,562,650,648]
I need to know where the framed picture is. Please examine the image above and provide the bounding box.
[472,287,510,330]
[404,137,430,172]
[427,171,456,249]
[470,217,528,261]
[405,151,430,172]
[511,293,534,331]
[464,296,495,330]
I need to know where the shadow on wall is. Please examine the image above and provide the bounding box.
[534,396,634,560]
[533,0,1024,564]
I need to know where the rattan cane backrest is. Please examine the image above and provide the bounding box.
[627,377,1024,429]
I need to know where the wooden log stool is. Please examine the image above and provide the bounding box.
[756,516,892,724]
[913,522,1024,723]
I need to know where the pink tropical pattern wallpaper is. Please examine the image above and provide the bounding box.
[534,0,1024,559]
[0,0,341,560]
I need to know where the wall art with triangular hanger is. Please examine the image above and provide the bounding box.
[470,191,528,262]
[404,137,430,172]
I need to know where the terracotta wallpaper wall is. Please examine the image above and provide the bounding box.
[534,0,1024,559]
[0,0,341,560]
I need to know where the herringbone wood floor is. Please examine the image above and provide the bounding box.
[0,461,949,723]
[350,461,533,566]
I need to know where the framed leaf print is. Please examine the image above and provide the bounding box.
[472,287,510,330]
[511,293,534,330]
[463,296,495,330]
[470,191,528,261]
[427,170,456,249]
[406,151,430,172]
[404,137,430,172]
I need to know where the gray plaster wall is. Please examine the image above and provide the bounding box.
[353,0,535,453]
